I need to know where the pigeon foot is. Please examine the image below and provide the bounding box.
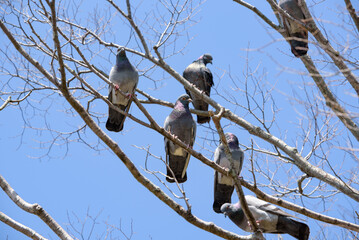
[248,220,261,231]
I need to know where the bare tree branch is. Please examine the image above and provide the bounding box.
[0,175,73,240]
[0,91,32,111]
[0,96,12,111]
[47,0,67,89]
[296,0,359,96]
[301,55,359,141]
[344,0,359,32]
[0,212,48,240]
[106,0,151,56]
[232,0,279,30]
[1,1,358,239]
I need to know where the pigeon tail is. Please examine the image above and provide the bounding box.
[166,171,187,183]
[213,183,234,213]
[106,104,127,132]
[166,168,187,183]
[166,155,188,183]
[192,98,210,124]
[290,32,308,57]
[277,216,310,240]
[197,115,210,124]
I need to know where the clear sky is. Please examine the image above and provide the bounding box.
[1,0,358,240]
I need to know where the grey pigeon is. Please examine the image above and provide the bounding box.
[183,54,213,124]
[213,133,244,213]
[164,94,196,183]
[106,48,139,132]
[221,195,310,240]
[279,0,308,57]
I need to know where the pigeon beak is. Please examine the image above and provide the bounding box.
[188,98,193,103]
[117,47,126,56]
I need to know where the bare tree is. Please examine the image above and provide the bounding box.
[0,0,358,239]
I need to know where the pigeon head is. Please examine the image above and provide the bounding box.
[198,54,213,65]
[117,47,127,56]
[221,203,238,216]
[225,133,239,148]
[220,133,239,149]
[116,47,127,62]
[175,94,192,109]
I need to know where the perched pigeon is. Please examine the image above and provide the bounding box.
[221,195,310,240]
[213,133,244,213]
[164,94,196,183]
[106,48,139,132]
[279,0,308,57]
[183,54,213,124]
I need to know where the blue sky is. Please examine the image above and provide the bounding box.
[1,0,358,239]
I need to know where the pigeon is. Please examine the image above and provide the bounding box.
[221,195,310,240]
[279,0,308,57]
[213,133,244,213]
[164,94,196,183]
[106,48,139,132]
[183,54,213,124]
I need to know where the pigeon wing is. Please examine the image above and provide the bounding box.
[202,66,213,95]
[245,195,295,218]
